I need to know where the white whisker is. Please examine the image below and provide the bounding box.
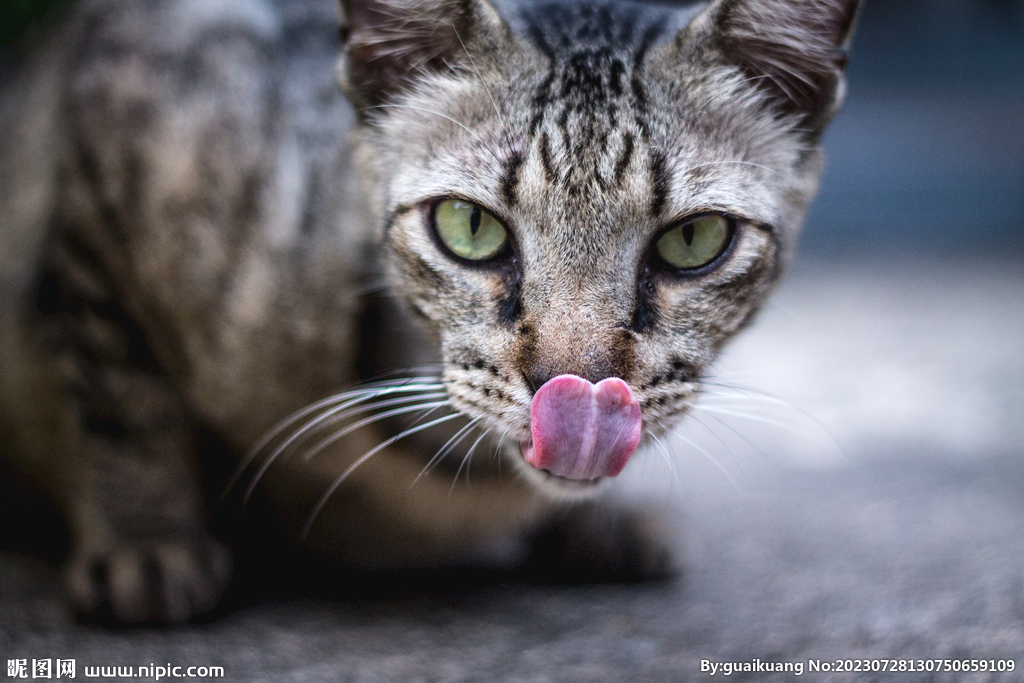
[679,159,778,177]
[682,412,743,472]
[362,365,445,383]
[694,399,842,452]
[493,428,510,462]
[701,380,811,411]
[362,104,506,168]
[299,399,451,463]
[247,379,443,459]
[291,390,450,452]
[449,424,486,493]
[690,410,771,463]
[348,278,390,298]
[493,428,510,477]
[647,430,681,491]
[224,379,444,502]
[300,411,464,539]
[241,390,447,503]
[669,430,742,491]
[450,23,517,159]
[412,416,482,486]
[694,405,810,429]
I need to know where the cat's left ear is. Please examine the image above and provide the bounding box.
[684,0,862,137]
[336,0,511,112]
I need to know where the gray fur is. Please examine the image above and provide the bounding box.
[0,0,858,623]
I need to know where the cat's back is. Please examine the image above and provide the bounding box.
[0,0,354,274]
[1,0,367,452]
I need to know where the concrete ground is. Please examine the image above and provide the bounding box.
[2,254,1022,682]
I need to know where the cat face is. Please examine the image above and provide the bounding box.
[340,0,859,495]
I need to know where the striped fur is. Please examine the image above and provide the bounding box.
[0,0,858,623]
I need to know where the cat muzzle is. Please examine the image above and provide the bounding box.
[521,375,643,480]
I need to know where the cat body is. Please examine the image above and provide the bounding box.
[0,0,859,622]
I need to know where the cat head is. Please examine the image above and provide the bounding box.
[337,0,859,496]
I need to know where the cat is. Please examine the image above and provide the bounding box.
[0,0,860,623]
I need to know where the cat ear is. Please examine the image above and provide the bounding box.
[336,0,509,111]
[706,0,862,134]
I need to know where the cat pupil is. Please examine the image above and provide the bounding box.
[683,223,694,247]
[470,207,482,237]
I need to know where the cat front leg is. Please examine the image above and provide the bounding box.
[35,259,231,624]
[58,370,232,624]
[62,414,232,624]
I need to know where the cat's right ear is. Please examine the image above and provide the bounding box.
[680,0,862,138]
[336,0,510,113]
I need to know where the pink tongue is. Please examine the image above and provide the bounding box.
[523,375,642,480]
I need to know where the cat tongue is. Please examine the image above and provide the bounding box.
[522,375,642,480]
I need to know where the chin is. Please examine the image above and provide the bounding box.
[505,443,613,501]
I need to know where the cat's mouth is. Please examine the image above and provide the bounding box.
[517,439,606,491]
[518,439,601,486]
[518,375,643,483]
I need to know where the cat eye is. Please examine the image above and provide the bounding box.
[654,214,733,270]
[433,199,509,262]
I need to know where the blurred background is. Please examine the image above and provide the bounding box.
[1,0,1022,679]
[804,0,1024,257]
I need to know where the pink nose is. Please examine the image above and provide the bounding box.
[521,374,643,480]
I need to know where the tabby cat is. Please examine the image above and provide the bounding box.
[0,0,860,623]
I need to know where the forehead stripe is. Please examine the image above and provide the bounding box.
[500,149,525,207]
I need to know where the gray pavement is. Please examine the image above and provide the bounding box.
[2,255,1023,682]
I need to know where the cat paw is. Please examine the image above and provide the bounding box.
[66,535,232,625]
[526,505,680,583]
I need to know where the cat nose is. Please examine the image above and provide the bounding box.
[523,356,620,393]
[517,317,637,393]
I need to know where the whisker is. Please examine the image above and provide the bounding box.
[693,404,812,430]
[224,380,444,502]
[690,409,772,463]
[669,430,742,491]
[398,395,456,433]
[701,379,818,413]
[450,23,518,160]
[694,399,842,451]
[362,364,445,383]
[412,416,482,487]
[247,379,443,460]
[300,411,465,539]
[299,399,451,463]
[463,428,490,471]
[493,428,510,462]
[449,424,486,493]
[690,382,848,466]
[361,104,506,169]
[292,390,450,453]
[647,430,681,491]
[240,390,447,503]
[348,278,390,298]
[682,412,743,472]
[702,379,841,432]
[678,159,778,177]
[699,385,801,407]
[493,427,510,477]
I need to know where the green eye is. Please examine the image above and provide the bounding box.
[654,215,732,270]
[433,199,508,261]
